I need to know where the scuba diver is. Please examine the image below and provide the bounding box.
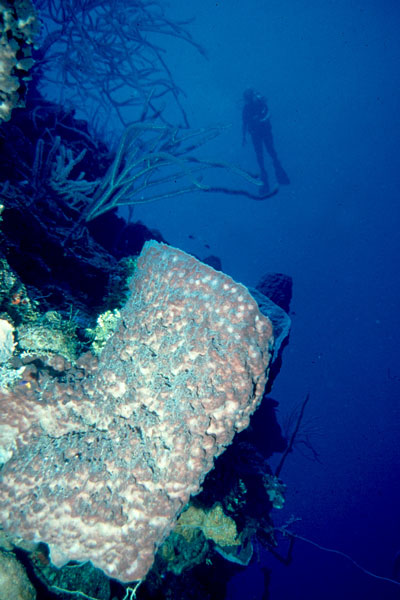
[242,88,290,196]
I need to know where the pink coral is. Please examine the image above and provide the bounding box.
[0,241,274,582]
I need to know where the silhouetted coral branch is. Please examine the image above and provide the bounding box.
[33,0,206,127]
[274,393,311,478]
[276,525,400,588]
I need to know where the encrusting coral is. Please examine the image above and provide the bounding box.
[175,503,241,547]
[0,0,39,121]
[0,549,36,599]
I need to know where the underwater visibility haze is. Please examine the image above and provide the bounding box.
[0,1,399,599]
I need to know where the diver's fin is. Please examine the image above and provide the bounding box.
[275,165,290,185]
[256,183,279,200]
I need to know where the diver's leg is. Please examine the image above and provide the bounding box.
[251,133,269,189]
[263,123,290,185]
[263,122,278,161]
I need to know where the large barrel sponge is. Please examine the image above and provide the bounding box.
[0,241,275,582]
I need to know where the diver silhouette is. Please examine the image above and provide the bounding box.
[242,88,290,196]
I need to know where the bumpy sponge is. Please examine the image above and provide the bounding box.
[0,241,274,582]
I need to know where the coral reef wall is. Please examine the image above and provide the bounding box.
[0,241,275,582]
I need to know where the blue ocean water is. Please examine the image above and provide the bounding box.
[1,1,400,598]
[130,2,400,598]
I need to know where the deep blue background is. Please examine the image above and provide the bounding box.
[125,1,400,598]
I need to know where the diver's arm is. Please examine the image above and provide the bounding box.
[260,109,271,122]
[259,96,271,121]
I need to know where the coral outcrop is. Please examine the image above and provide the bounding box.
[0,0,39,121]
[0,549,36,599]
[0,318,14,362]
